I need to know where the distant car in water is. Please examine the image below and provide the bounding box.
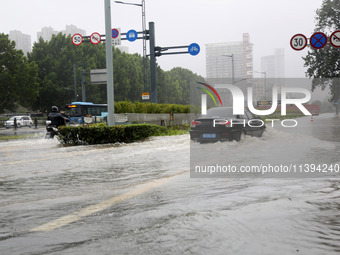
[190,107,266,143]
[312,110,319,116]
[4,116,33,129]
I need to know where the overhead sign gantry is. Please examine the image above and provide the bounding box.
[72,22,200,103]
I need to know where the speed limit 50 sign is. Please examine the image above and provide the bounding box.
[72,33,83,46]
[290,34,307,51]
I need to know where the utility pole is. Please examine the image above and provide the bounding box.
[222,54,234,84]
[105,0,115,126]
[141,0,147,93]
[149,22,157,103]
[114,0,147,93]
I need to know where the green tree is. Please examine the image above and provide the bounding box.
[28,33,109,112]
[167,67,205,104]
[0,33,38,112]
[303,0,340,102]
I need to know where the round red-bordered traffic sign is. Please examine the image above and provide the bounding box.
[112,28,119,39]
[290,34,307,51]
[310,32,327,49]
[72,33,83,46]
[330,30,340,48]
[90,32,101,45]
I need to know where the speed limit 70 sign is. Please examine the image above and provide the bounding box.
[290,34,307,51]
[72,33,83,46]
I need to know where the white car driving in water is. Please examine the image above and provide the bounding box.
[4,116,33,128]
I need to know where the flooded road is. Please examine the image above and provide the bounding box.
[1,113,340,254]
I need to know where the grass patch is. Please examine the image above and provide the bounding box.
[0,134,35,141]
[162,125,190,136]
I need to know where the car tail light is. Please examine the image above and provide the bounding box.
[221,120,230,126]
[191,120,201,127]
[214,119,231,127]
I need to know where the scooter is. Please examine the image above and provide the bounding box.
[45,120,59,139]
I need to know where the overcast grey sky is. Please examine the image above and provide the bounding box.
[1,0,324,77]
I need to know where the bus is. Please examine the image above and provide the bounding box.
[65,102,108,125]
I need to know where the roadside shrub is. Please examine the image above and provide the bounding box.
[115,101,135,113]
[113,101,191,114]
[58,124,167,145]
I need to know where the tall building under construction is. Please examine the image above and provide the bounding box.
[206,33,253,82]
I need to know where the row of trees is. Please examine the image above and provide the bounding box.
[0,33,204,113]
[2,0,339,113]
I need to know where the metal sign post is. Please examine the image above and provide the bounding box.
[105,0,115,126]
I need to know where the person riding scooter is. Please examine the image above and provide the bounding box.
[47,106,66,127]
[45,106,66,139]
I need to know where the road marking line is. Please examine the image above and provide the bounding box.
[30,170,188,232]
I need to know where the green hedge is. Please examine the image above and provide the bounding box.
[58,124,167,145]
[114,101,191,113]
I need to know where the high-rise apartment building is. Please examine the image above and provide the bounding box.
[37,26,59,42]
[206,33,253,81]
[261,49,285,78]
[62,25,86,37]
[9,30,32,55]
[37,25,86,42]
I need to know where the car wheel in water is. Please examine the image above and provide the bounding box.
[234,131,246,141]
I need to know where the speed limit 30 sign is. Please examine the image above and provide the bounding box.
[72,33,83,46]
[290,34,307,51]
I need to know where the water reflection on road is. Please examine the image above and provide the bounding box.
[0,114,340,254]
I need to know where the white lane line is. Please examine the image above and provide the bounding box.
[30,170,188,232]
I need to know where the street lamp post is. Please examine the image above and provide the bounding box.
[222,54,234,84]
[114,0,147,92]
[254,71,267,100]
[73,61,88,102]
[73,64,77,101]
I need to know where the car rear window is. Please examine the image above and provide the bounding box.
[205,108,235,118]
